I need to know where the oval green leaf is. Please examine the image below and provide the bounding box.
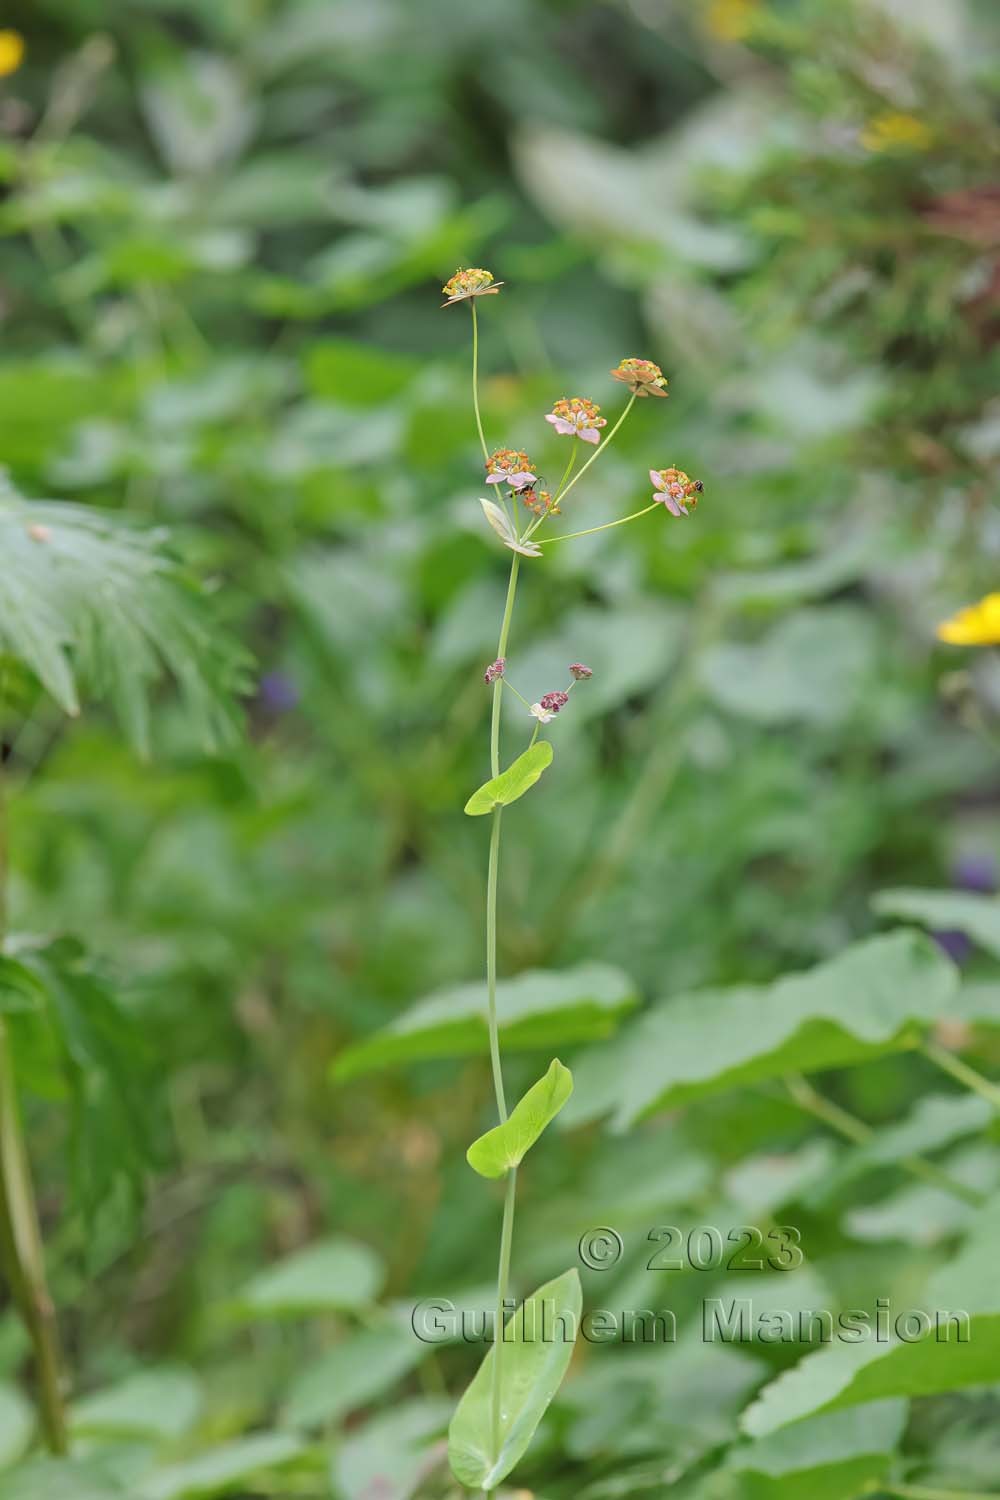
[467,1059,573,1178]
[464,741,554,816]
[448,1268,581,1490]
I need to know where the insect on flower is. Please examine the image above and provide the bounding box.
[611,358,668,398]
[651,467,703,517]
[441,267,504,306]
[545,397,607,445]
[485,447,538,491]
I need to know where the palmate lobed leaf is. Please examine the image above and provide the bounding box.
[0,476,250,754]
[6,935,158,1225]
[467,1059,573,1178]
[563,931,959,1130]
[464,741,554,815]
[448,1268,581,1490]
[331,962,638,1081]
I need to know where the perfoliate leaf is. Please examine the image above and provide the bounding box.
[467,1059,573,1178]
[331,962,637,1081]
[479,496,517,546]
[464,741,553,816]
[448,1269,581,1490]
[562,931,959,1130]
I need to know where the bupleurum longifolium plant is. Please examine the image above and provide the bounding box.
[440,266,702,1493]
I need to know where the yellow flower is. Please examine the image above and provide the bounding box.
[860,112,932,154]
[937,594,1000,646]
[706,0,760,42]
[0,30,24,78]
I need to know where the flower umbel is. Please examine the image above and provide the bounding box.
[545,397,607,445]
[611,358,668,398]
[651,467,703,517]
[568,662,593,680]
[485,447,537,491]
[484,658,506,683]
[937,594,1000,647]
[520,486,557,517]
[441,267,503,306]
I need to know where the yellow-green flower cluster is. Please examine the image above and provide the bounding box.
[611,358,668,398]
[441,268,503,305]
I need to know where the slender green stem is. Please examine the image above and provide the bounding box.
[0,767,68,1453]
[522,392,636,542]
[537,502,659,546]
[490,1168,517,1466]
[784,1073,985,1208]
[920,1040,1000,1110]
[550,445,577,505]
[485,808,507,1125]
[501,678,533,710]
[470,302,490,465]
[490,557,521,779]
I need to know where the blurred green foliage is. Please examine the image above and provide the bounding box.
[1,0,1000,1495]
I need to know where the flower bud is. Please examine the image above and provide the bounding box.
[568,663,593,680]
[539,690,569,713]
[484,658,506,684]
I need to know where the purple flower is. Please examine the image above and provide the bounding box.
[259,671,299,713]
[484,658,506,684]
[933,930,972,966]
[539,690,569,713]
[953,853,997,894]
[568,662,593,680]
